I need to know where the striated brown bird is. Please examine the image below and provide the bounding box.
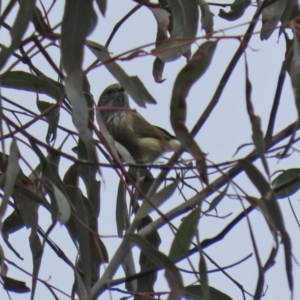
[98,83,180,163]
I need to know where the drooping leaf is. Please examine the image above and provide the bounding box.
[208,184,229,212]
[2,210,24,259]
[52,185,71,223]
[32,6,54,38]
[2,276,30,293]
[149,6,170,82]
[122,250,137,293]
[0,139,20,224]
[171,41,217,183]
[0,0,35,70]
[29,232,42,300]
[136,216,161,299]
[126,234,184,300]
[0,71,65,101]
[96,0,107,16]
[169,210,198,261]
[65,186,91,288]
[36,98,60,144]
[272,168,300,199]
[290,36,300,115]
[148,6,170,45]
[239,159,293,290]
[238,159,270,196]
[116,179,129,237]
[279,0,300,36]
[2,210,24,238]
[184,284,234,300]
[197,0,214,35]
[260,0,286,40]
[199,251,210,300]
[135,179,179,220]
[244,62,268,176]
[87,41,156,106]
[153,57,166,83]
[219,0,251,21]
[62,0,98,178]
[153,0,199,62]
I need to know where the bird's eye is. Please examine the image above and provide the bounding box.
[119,87,125,92]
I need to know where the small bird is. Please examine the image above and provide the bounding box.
[98,83,180,163]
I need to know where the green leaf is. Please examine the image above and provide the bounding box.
[0,139,20,224]
[290,36,300,116]
[153,0,199,62]
[279,0,300,36]
[2,210,24,238]
[152,57,166,83]
[244,64,268,176]
[208,184,229,212]
[198,0,214,35]
[52,185,71,223]
[2,276,30,293]
[0,71,65,101]
[199,251,210,300]
[29,232,42,299]
[240,161,293,290]
[136,216,161,297]
[238,159,270,196]
[171,41,217,183]
[61,0,97,76]
[116,179,129,237]
[219,0,251,21]
[62,0,98,177]
[148,6,170,67]
[86,41,156,107]
[260,0,286,40]
[0,0,35,69]
[65,186,91,288]
[126,234,184,300]
[272,168,300,199]
[96,0,107,16]
[36,99,60,144]
[136,179,179,220]
[184,284,234,300]
[2,210,24,259]
[169,210,198,261]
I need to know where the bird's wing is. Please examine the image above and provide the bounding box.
[131,113,175,141]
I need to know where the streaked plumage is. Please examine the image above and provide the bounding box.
[98,83,180,163]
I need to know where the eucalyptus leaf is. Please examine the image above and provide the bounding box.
[0,139,20,225]
[136,179,179,220]
[273,168,300,199]
[126,234,184,300]
[96,0,107,16]
[153,0,199,62]
[171,41,217,183]
[169,210,198,261]
[184,284,234,300]
[219,0,251,21]
[0,71,65,101]
[197,0,214,35]
[87,41,156,106]
[0,0,35,70]
[36,99,60,144]
[290,36,300,115]
[260,0,286,40]
[52,185,71,223]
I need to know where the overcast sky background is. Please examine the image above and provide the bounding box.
[0,0,299,299]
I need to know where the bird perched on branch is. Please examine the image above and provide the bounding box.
[98,83,180,163]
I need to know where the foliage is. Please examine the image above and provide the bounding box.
[0,0,299,299]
